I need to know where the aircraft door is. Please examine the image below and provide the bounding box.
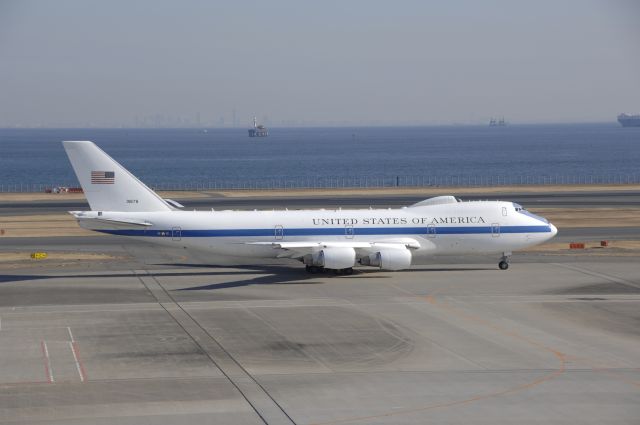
[274,225,284,240]
[427,224,436,238]
[172,226,182,241]
[345,225,354,239]
[491,223,500,237]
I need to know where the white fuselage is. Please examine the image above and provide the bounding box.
[74,200,557,261]
[62,141,558,271]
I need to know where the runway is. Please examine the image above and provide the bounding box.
[2,189,640,215]
[0,193,638,424]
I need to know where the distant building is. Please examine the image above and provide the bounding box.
[489,117,507,127]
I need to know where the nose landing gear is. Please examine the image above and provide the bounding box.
[498,252,511,270]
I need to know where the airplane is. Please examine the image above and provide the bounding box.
[63,141,557,274]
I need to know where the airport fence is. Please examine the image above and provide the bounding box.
[2,173,640,193]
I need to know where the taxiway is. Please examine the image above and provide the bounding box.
[0,192,638,424]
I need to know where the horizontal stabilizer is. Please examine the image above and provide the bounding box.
[69,211,153,229]
[164,199,185,208]
[95,217,153,227]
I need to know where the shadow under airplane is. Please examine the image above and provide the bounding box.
[0,265,494,290]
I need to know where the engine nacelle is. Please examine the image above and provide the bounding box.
[312,247,356,269]
[360,248,412,271]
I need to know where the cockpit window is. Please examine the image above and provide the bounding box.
[513,202,548,224]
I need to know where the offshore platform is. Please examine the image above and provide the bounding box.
[248,116,268,137]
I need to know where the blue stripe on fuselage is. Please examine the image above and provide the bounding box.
[94,225,552,237]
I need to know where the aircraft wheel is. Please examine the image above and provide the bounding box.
[332,268,342,275]
[344,267,354,275]
[308,265,323,274]
[498,261,509,270]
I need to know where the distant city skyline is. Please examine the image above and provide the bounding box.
[1,0,639,128]
[0,113,630,129]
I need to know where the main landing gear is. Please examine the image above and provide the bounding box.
[305,265,354,275]
[498,252,511,270]
[305,265,323,274]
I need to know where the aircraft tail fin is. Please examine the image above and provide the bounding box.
[62,141,172,212]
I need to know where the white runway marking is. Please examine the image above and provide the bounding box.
[68,342,85,382]
[66,326,86,382]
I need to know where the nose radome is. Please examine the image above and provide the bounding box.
[549,223,558,238]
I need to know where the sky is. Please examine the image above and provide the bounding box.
[1,0,639,127]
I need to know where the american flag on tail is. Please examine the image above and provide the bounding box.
[91,171,115,184]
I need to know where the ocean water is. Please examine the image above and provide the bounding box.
[0,124,639,190]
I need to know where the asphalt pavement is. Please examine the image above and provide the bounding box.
[1,190,638,424]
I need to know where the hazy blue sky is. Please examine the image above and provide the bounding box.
[1,0,639,127]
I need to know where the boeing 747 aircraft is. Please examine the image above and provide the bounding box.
[63,141,557,274]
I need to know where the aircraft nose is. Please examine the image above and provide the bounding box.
[549,223,558,238]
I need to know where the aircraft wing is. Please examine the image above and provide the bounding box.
[245,239,420,258]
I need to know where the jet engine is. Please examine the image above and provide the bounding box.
[311,247,356,269]
[360,248,412,270]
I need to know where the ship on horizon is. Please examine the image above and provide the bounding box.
[489,117,506,127]
[248,116,268,137]
[617,113,640,127]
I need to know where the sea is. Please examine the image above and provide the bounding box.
[1,124,639,191]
